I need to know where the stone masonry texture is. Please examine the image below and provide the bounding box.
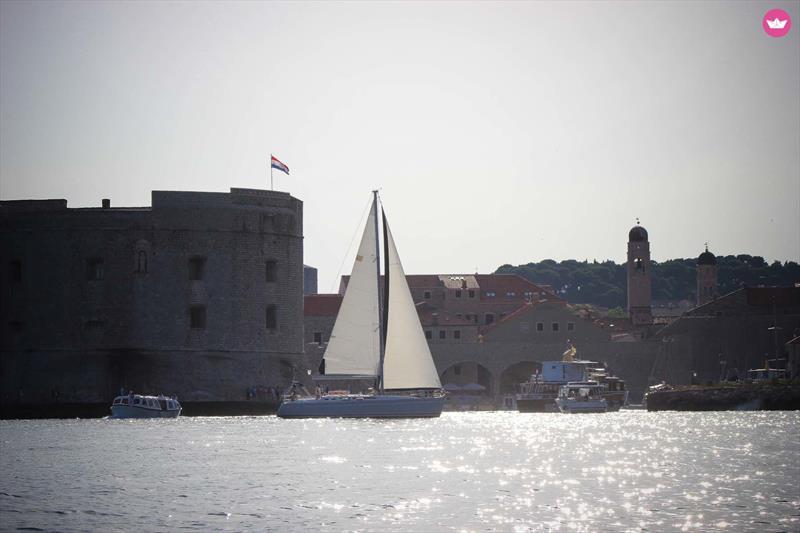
[0,189,304,404]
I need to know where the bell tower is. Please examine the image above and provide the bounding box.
[627,219,653,325]
[696,243,718,306]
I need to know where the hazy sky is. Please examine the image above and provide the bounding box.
[2,1,798,292]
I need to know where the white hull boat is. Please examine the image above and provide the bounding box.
[278,192,444,419]
[555,382,607,414]
[110,394,181,418]
[276,394,443,418]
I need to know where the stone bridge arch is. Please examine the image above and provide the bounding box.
[432,342,577,397]
[439,361,493,393]
[497,361,542,395]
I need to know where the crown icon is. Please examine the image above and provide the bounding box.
[766,18,788,29]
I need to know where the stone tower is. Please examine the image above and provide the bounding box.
[627,222,653,325]
[696,244,718,306]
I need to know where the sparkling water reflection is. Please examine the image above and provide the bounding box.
[1,412,798,531]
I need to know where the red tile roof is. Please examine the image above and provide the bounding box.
[340,274,445,293]
[480,302,539,334]
[407,275,446,287]
[338,273,561,306]
[474,274,547,294]
[304,294,343,316]
[416,302,476,327]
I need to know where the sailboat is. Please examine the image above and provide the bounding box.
[277,191,445,418]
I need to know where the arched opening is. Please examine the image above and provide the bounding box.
[137,250,148,273]
[498,361,542,395]
[440,362,493,410]
[440,362,492,392]
[133,240,151,275]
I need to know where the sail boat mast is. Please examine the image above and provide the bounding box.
[373,190,387,394]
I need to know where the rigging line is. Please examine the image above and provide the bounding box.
[328,196,374,294]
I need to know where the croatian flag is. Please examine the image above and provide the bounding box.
[271,155,290,175]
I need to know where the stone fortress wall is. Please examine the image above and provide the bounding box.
[0,188,304,405]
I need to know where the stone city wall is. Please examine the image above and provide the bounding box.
[0,189,304,406]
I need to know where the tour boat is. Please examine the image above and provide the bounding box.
[110,393,182,418]
[517,347,627,412]
[277,192,444,418]
[555,382,608,414]
[516,356,596,413]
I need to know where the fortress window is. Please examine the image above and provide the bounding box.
[190,305,206,329]
[468,290,475,298]
[266,305,277,330]
[485,313,494,325]
[9,261,22,282]
[454,330,461,340]
[424,291,431,299]
[136,251,148,274]
[455,290,462,298]
[425,330,432,340]
[86,258,104,280]
[313,331,322,343]
[265,260,277,282]
[567,322,575,331]
[552,322,559,332]
[536,322,544,331]
[439,330,446,339]
[454,365,461,376]
[189,257,206,280]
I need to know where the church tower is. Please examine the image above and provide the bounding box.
[696,244,718,306]
[627,221,653,325]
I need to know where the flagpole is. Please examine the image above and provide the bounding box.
[270,154,273,191]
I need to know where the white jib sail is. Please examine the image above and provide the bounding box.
[382,219,442,390]
[323,203,381,377]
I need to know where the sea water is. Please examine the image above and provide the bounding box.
[1,411,798,532]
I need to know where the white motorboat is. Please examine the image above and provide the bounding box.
[517,358,594,413]
[517,346,627,412]
[110,393,181,418]
[277,192,445,419]
[555,382,608,414]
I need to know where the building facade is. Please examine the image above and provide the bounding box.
[308,273,662,401]
[1,188,304,406]
[303,265,318,295]
[658,287,800,384]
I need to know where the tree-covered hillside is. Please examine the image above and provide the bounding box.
[496,255,800,309]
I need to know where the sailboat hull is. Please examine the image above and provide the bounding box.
[277,395,444,419]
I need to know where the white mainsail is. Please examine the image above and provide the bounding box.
[322,203,381,377]
[382,219,443,390]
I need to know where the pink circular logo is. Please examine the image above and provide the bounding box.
[763,9,791,37]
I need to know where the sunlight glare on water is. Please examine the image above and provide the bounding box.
[1,411,798,532]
